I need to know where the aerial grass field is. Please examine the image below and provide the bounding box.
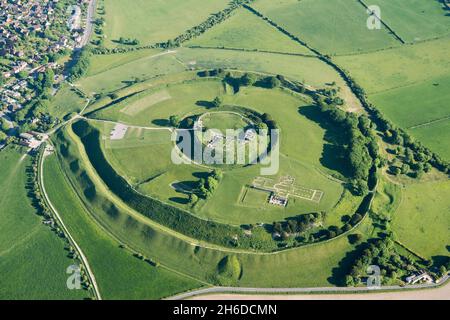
[187,8,313,55]
[369,75,450,128]
[175,48,348,89]
[0,146,88,300]
[409,119,450,161]
[86,49,163,76]
[367,0,450,42]
[335,36,450,93]
[103,0,229,48]
[90,80,224,126]
[77,50,185,95]
[251,0,400,55]
[392,180,450,260]
[43,153,202,299]
[49,84,87,119]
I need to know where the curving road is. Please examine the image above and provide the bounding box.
[80,0,96,47]
[168,275,449,300]
[39,145,102,300]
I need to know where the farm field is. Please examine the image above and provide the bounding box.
[409,119,450,161]
[49,84,87,120]
[335,37,450,94]
[392,180,450,260]
[0,147,88,300]
[43,153,202,299]
[366,0,450,42]
[86,49,163,77]
[76,50,185,95]
[175,48,353,92]
[187,8,313,55]
[251,0,400,55]
[369,75,450,129]
[103,0,229,48]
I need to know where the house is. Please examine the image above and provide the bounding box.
[405,271,433,285]
[269,193,288,207]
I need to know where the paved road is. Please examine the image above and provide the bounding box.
[39,146,102,300]
[169,276,449,300]
[80,0,96,47]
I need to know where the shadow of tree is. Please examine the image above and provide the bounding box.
[298,105,351,177]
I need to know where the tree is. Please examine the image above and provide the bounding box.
[206,176,219,191]
[241,73,256,86]
[188,193,198,205]
[400,163,410,174]
[169,115,180,127]
[212,96,223,108]
[345,275,355,287]
[0,118,9,133]
[0,131,7,143]
[212,169,223,181]
[266,76,280,88]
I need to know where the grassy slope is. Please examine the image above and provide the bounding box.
[252,0,399,55]
[86,49,162,76]
[49,84,87,119]
[392,180,450,260]
[103,0,229,47]
[77,51,185,95]
[43,153,202,299]
[91,79,224,126]
[368,0,450,42]
[0,146,88,300]
[175,48,347,89]
[188,8,312,55]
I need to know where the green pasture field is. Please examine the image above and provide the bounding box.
[371,178,401,218]
[335,36,450,93]
[51,126,375,287]
[43,152,201,299]
[409,119,450,161]
[187,8,312,55]
[175,48,347,89]
[392,180,450,260]
[49,84,87,119]
[369,75,450,128]
[86,49,162,77]
[367,0,450,42]
[251,0,399,55]
[90,80,224,126]
[201,111,249,131]
[103,0,229,48]
[0,146,88,300]
[76,51,185,95]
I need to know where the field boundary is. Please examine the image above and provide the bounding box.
[187,45,316,58]
[407,115,450,130]
[357,0,405,44]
